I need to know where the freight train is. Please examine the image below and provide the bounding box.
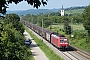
[21,20,69,49]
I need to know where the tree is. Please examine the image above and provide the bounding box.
[0,17,32,60]
[0,23,26,60]
[4,14,25,34]
[82,5,90,35]
[0,0,47,14]
[63,17,72,34]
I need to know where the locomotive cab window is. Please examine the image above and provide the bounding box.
[60,39,63,43]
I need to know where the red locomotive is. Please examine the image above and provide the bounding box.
[51,33,68,49]
[21,20,69,49]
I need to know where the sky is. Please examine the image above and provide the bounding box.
[7,0,90,11]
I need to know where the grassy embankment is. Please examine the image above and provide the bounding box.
[25,26,63,60]
[48,24,90,53]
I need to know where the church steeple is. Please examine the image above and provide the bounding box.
[61,5,64,16]
[62,5,64,10]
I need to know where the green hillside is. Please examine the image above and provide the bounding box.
[65,9,85,14]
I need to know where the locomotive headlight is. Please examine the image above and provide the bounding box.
[64,39,67,41]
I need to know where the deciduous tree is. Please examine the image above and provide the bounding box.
[82,5,90,35]
[5,14,24,34]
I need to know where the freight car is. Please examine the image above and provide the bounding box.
[21,20,69,49]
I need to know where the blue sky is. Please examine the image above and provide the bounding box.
[7,0,90,11]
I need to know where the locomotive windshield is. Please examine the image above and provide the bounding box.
[64,39,68,42]
[60,38,68,43]
[60,39,63,43]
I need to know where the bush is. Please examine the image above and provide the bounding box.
[73,30,86,39]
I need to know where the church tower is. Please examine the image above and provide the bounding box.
[61,5,64,16]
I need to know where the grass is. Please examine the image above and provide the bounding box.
[48,24,85,38]
[71,38,90,53]
[25,26,64,60]
[70,24,85,30]
[50,24,85,31]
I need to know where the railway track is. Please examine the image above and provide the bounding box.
[28,26,90,60]
[22,20,90,60]
[61,51,79,60]
[75,50,90,60]
[27,26,79,60]
[27,26,90,60]
[69,45,90,60]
